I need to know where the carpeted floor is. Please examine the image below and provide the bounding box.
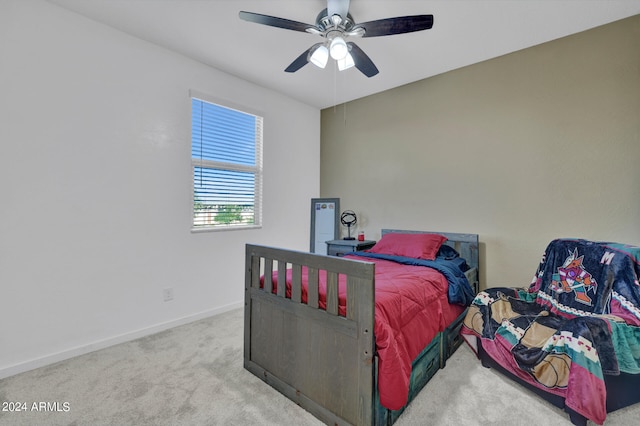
[1,308,638,425]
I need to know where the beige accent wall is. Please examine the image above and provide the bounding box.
[320,15,640,290]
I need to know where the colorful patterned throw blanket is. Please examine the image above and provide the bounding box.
[461,239,640,425]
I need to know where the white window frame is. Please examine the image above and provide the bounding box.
[190,91,263,232]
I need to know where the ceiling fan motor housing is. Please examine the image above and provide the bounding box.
[315,9,356,34]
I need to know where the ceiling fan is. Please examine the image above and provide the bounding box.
[239,0,434,77]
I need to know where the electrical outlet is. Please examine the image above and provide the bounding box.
[163,288,174,302]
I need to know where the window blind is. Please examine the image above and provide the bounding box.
[191,97,263,229]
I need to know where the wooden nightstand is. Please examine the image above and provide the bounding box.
[326,239,376,257]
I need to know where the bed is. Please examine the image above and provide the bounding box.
[244,229,479,425]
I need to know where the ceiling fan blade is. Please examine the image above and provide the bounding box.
[284,44,321,73]
[327,0,350,20]
[347,42,379,77]
[357,15,434,37]
[239,11,316,33]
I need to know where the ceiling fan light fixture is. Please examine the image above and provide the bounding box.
[309,44,329,68]
[329,36,348,60]
[337,52,354,71]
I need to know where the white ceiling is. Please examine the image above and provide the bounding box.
[48,0,640,109]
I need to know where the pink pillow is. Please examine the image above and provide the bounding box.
[368,233,447,260]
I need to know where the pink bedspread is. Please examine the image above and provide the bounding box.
[267,255,465,410]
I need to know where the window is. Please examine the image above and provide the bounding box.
[191,96,263,230]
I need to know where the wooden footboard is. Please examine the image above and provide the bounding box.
[244,231,479,426]
[244,244,376,425]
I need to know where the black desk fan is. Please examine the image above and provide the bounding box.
[340,210,357,240]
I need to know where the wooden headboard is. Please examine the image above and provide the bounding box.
[381,229,479,276]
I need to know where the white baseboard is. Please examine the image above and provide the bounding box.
[0,302,243,380]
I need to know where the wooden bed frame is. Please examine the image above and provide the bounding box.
[244,230,479,425]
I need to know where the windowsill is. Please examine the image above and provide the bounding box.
[190,225,262,234]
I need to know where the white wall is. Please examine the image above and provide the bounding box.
[0,0,320,377]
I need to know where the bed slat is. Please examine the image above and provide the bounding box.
[307,267,319,308]
[326,271,339,315]
[264,258,273,293]
[291,264,302,303]
[277,260,286,297]
[250,255,260,289]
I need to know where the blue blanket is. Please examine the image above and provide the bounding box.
[530,239,640,321]
[349,252,475,306]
